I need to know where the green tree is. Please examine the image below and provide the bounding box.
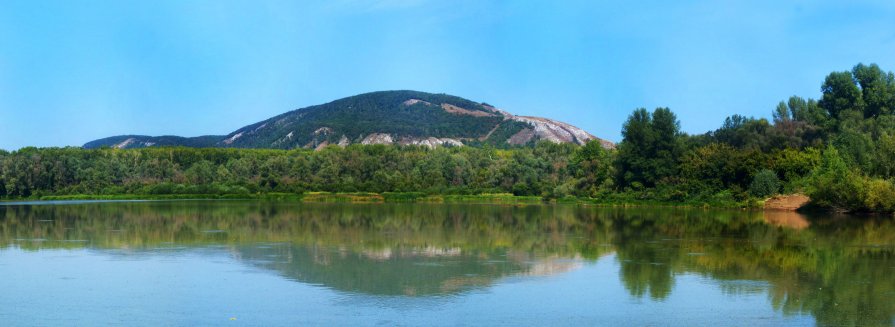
[749,169,780,198]
[570,140,614,197]
[769,147,821,188]
[773,102,791,123]
[615,108,681,189]
[831,130,874,172]
[650,107,682,182]
[874,133,895,178]
[852,63,894,118]
[615,108,654,189]
[819,71,864,119]
[184,160,215,185]
[786,96,828,126]
[807,145,864,210]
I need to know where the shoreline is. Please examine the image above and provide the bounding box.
[1,192,765,210]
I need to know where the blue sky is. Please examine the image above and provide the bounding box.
[1,0,894,150]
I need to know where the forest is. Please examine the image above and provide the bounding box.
[2,63,894,213]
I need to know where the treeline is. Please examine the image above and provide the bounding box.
[0,143,600,198]
[610,63,895,212]
[2,63,894,212]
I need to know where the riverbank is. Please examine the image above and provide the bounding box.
[3,191,761,209]
[24,192,548,205]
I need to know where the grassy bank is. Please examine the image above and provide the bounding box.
[4,191,760,209]
[35,193,303,201]
[30,192,546,205]
[571,194,761,209]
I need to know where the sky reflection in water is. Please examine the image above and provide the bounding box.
[0,201,891,326]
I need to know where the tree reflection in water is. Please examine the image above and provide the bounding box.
[0,201,892,326]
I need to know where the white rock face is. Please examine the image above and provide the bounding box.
[483,105,614,149]
[113,138,158,149]
[114,138,135,149]
[402,137,463,149]
[509,116,595,145]
[361,133,394,145]
[402,99,433,106]
[356,133,464,148]
[337,135,350,147]
[272,131,295,147]
[222,132,243,145]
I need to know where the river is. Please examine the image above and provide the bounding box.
[0,201,892,326]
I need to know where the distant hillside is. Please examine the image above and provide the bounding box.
[84,91,613,150]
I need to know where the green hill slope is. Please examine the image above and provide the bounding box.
[84,90,612,150]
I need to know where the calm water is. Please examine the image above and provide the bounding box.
[0,201,893,326]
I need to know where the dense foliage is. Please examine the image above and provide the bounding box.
[230,91,504,148]
[0,143,608,199]
[5,64,895,213]
[610,63,895,212]
[749,169,781,198]
[84,91,524,149]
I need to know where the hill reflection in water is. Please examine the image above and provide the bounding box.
[0,201,893,326]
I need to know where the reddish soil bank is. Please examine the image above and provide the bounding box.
[764,194,811,211]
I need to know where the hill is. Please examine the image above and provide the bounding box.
[84,91,613,150]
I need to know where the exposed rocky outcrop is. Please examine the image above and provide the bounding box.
[361,133,395,145]
[399,136,463,148]
[507,128,536,145]
[508,116,601,146]
[440,103,498,117]
[222,132,243,145]
[356,133,463,149]
[337,135,350,147]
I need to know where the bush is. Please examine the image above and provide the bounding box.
[862,178,895,212]
[749,169,781,198]
[807,146,867,211]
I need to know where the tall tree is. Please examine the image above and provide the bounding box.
[615,108,654,189]
[852,63,894,118]
[615,108,681,189]
[820,71,864,119]
[571,140,614,196]
[650,107,682,182]
[773,102,791,124]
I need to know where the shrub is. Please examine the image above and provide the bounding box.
[749,169,781,198]
[862,178,895,212]
[807,146,866,211]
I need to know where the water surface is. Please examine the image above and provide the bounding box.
[0,201,892,326]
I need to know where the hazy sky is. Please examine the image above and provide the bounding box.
[1,0,894,150]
